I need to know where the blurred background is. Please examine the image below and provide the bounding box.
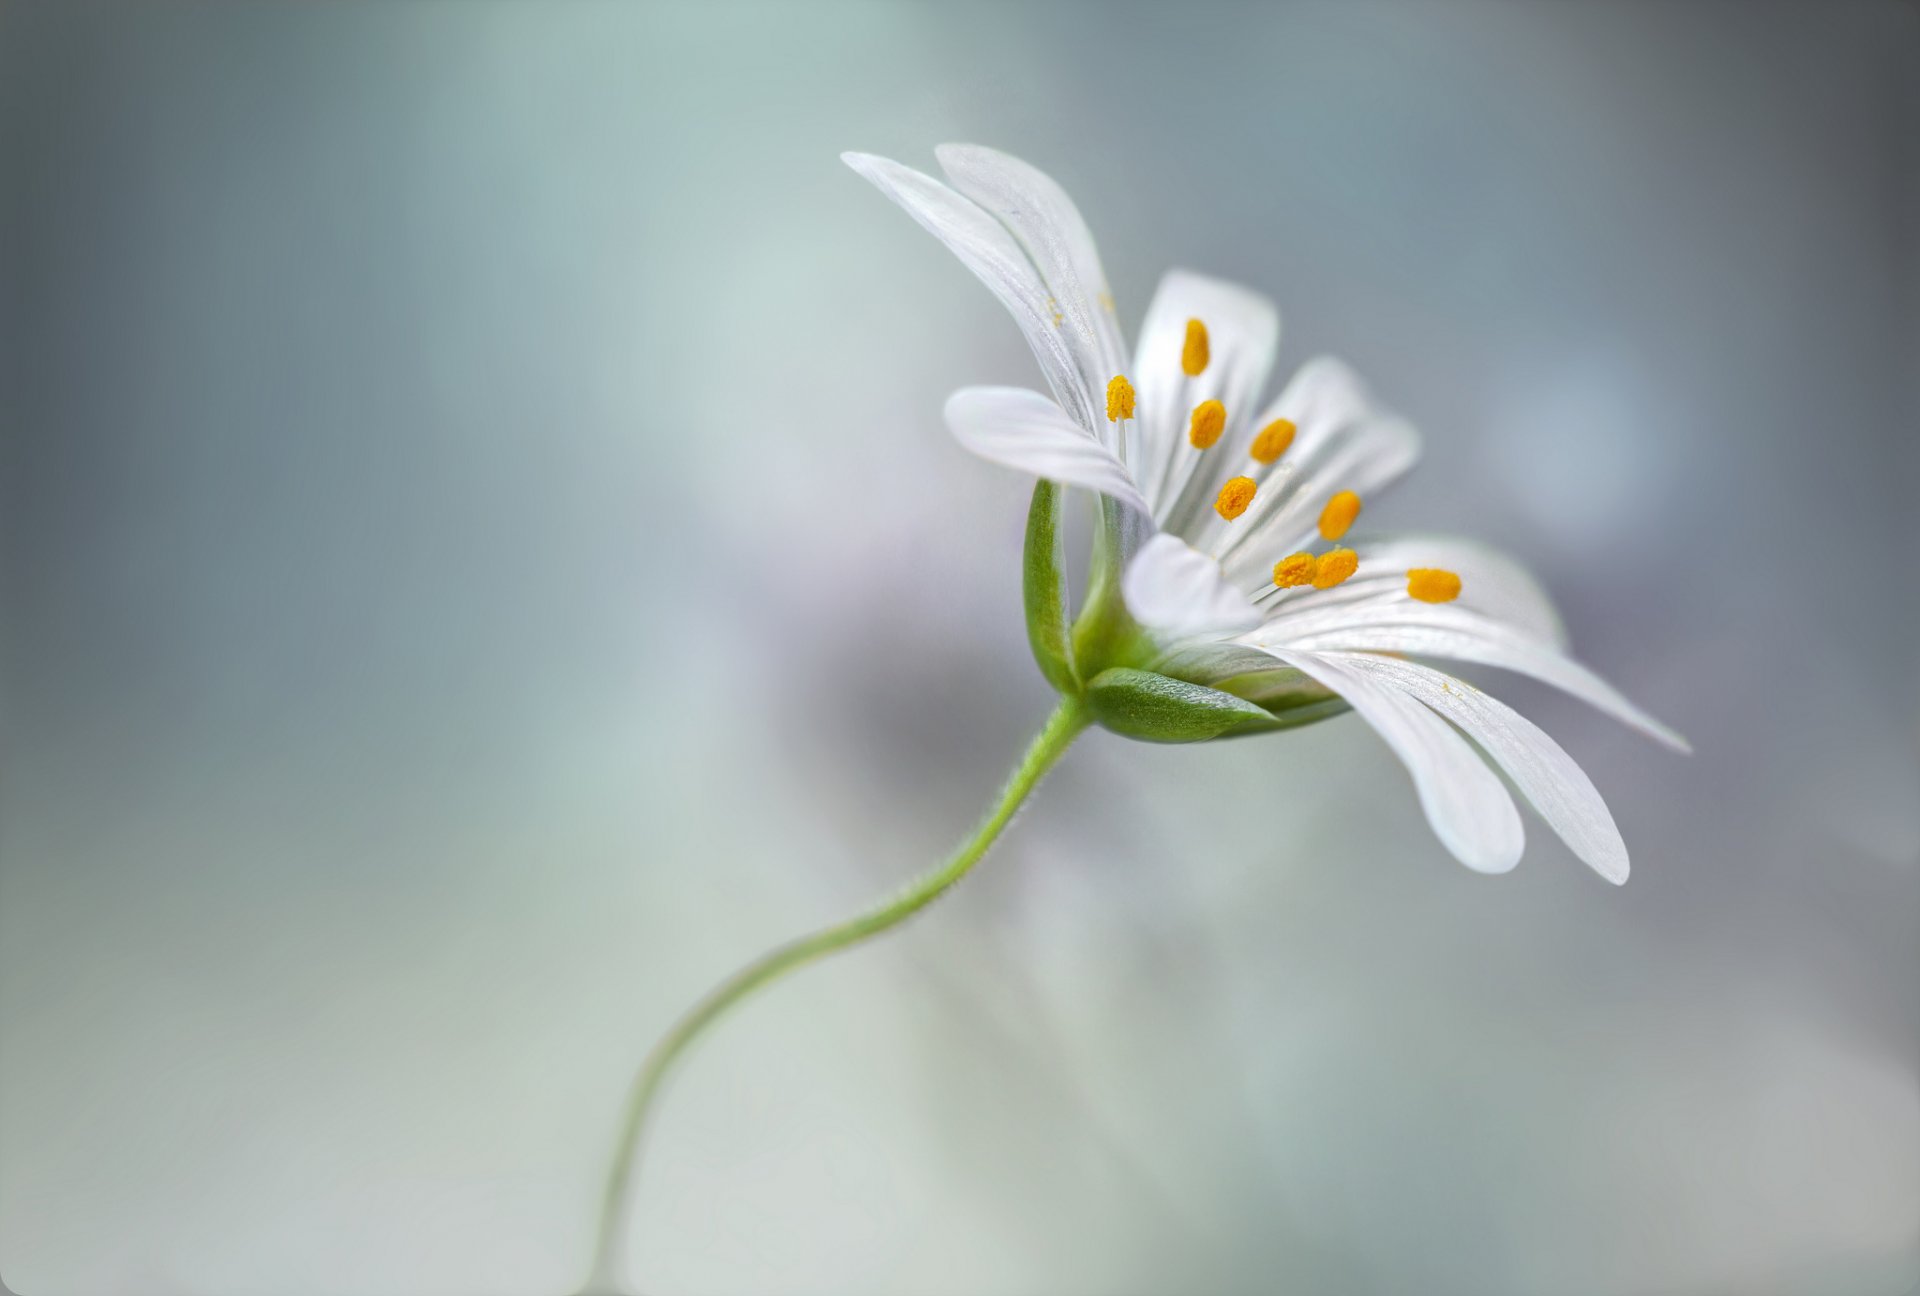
[3,3,1916,1294]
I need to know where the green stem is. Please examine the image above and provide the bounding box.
[580,695,1091,1295]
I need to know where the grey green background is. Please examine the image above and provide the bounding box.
[3,3,1916,1294]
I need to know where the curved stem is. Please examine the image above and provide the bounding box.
[580,695,1090,1294]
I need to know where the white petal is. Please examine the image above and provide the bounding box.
[1122,534,1262,639]
[935,145,1130,395]
[1249,604,1688,752]
[943,387,1149,515]
[842,152,1102,434]
[1253,532,1568,647]
[1345,533,1567,646]
[1266,648,1525,874]
[1132,270,1280,516]
[1331,653,1630,883]
[1257,355,1378,455]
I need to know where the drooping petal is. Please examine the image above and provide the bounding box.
[1266,647,1525,874]
[1132,270,1280,517]
[1122,534,1262,639]
[1248,604,1688,752]
[935,145,1130,400]
[1331,652,1630,883]
[943,387,1150,515]
[842,152,1102,434]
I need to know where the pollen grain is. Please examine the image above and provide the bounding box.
[1215,476,1258,521]
[1273,552,1316,588]
[1312,548,1359,589]
[1250,418,1296,464]
[1189,399,1227,448]
[1407,568,1463,603]
[1318,490,1362,541]
[1182,318,1210,376]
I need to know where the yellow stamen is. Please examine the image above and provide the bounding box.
[1182,318,1210,376]
[1407,568,1463,603]
[1249,418,1296,464]
[1106,374,1135,422]
[1273,552,1316,588]
[1318,489,1362,541]
[1189,399,1227,448]
[1214,475,1257,520]
[1312,548,1359,589]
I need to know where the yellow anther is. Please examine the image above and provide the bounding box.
[1106,374,1135,422]
[1407,568,1463,603]
[1318,489,1362,541]
[1214,475,1257,520]
[1249,418,1296,464]
[1189,399,1227,448]
[1273,551,1316,588]
[1312,547,1359,589]
[1182,318,1210,376]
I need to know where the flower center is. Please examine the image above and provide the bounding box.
[1257,479,1462,605]
[1188,399,1227,448]
[1106,374,1135,422]
[1182,318,1210,376]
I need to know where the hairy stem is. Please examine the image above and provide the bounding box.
[580,695,1090,1294]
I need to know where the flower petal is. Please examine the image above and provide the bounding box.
[1132,270,1280,518]
[1254,532,1568,647]
[1266,647,1525,874]
[943,387,1149,515]
[1249,604,1688,752]
[842,152,1102,434]
[1122,534,1262,639]
[935,144,1130,398]
[1331,652,1630,883]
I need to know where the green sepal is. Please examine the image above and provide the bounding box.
[1068,492,1155,679]
[1212,696,1352,738]
[1022,479,1077,693]
[1152,646,1350,734]
[1214,667,1341,711]
[1083,667,1279,743]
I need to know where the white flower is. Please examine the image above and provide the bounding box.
[845,145,1685,882]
